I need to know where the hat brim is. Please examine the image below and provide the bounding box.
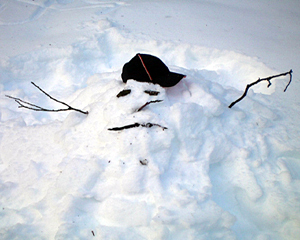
[156,72,186,87]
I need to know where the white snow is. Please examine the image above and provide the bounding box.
[0,0,300,239]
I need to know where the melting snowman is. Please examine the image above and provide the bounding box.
[57,54,234,239]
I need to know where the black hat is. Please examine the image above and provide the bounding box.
[121,53,186,87]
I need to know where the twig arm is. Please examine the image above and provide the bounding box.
[5,82,88,114]
[228,69,293,108]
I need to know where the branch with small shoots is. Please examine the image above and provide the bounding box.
[5,82,88,115]
[228,69,293,108]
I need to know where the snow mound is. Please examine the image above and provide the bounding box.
[1,7,299,240]
[1,64,299,239]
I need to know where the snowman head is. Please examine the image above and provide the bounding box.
[106,54,186,131]
[107,80,168,131]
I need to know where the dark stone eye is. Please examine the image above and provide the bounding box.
[144,90,160,96]
[117,89,131,98]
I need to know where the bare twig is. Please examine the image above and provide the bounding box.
[108,123,140,131]
[5,82,88,114]
[140,159,148,165]
[137,100,163,112]
[108,122,167,131]
[228,69,293,108]
[142,122,167,130]
[144,90,160,96]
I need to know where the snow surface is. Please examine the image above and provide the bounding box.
[0,0,300,239]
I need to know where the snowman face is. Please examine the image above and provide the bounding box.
[105,80,168,131]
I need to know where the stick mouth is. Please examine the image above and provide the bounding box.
[108,122,167,131]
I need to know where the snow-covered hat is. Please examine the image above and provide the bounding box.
[121,53,186,87]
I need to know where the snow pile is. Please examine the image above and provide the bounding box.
[1,1,300,240]
[1,64,299,239]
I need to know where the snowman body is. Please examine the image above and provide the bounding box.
[57,76,234,239]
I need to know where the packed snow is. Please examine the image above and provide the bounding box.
[0,0,300,239]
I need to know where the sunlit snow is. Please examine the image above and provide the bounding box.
[0,1,300,239]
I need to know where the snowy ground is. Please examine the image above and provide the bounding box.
[0,0,300,239]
